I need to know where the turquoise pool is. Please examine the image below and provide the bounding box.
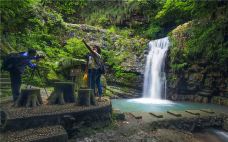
[111,98,228,113]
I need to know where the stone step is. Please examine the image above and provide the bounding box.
[0,82,11,89]
[185,110,200,115]
[167,111,182,117]
[0,82,11,85]
[0,86,11,89]
[0,96,12,104]
[197,91,212,96]
[186,86,197,92]
[201,89,213,93]
[200,109,215,114]
[149,112,163,118]
[0,90,12,98]
[197,92,211,96]
[0,89,11,93]
[0,78,10,82]
[0,73,10,78]
[130,112,143,119]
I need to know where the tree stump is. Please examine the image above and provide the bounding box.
[48,88,65,105]
[48,82,75,105]
[14,88,42,107]
[77,88,96,106]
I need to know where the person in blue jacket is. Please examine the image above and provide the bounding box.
[9,49,40,101]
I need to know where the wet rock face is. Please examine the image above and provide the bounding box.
[166,21,228,105]
[167,62,228,105]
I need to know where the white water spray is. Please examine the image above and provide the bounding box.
[143,37,169,99]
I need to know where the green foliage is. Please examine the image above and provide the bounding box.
[144,23,162,39]
[64,38,88,58]
[170,63,187,72]
[43,0,87,15]
[2,0,228,87]
[169,38,188,72]
[156,0,194,20]
[42,0,164,38]
[0,0,41,33]
[169,1,228,72]
[186,20,227,64]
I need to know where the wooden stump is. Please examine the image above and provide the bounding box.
[77,88,96,106]
[14,88,42,107]
[48,82,75,105]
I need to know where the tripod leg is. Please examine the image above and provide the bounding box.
[27,69,35,88]
[36,68,49,97]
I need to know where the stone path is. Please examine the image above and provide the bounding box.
[0,72,11,98]
[71,111,223,142]
[129,109,227,131]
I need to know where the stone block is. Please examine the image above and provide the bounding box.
[167,111,182,117]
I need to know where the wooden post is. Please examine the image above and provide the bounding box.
[48,82,75,105]
[14,88,42,107]
[77,88,96,106]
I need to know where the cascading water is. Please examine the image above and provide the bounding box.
[143,37,169,99]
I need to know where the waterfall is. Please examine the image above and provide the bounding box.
[143,37,169,99]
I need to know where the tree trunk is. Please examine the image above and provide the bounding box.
[14,88,42,107]
[77,88,96,106]
[48,88,65,105]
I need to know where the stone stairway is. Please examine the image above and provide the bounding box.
[0,72,11,98]
[197,88,213,96]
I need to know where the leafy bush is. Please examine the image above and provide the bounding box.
[64,38,88,58]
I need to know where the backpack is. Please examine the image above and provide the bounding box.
[86,53,106,74]
[98,60,106,74]
[1,52,24,71]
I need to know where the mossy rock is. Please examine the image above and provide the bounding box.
[59,58,86,70]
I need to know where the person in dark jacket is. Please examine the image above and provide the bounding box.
[9,49,40,101]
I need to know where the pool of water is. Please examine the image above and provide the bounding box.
[111,98,228,113]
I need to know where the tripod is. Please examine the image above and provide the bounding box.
[27,67,49,97]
